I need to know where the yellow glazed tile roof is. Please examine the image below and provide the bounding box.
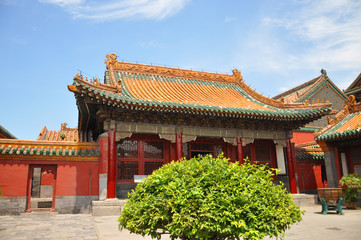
[316,98,361,141]
[68,53,332,121]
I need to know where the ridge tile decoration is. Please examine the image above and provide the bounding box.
[315,96,361,142]
[0,139,99,159]
[69,53,332,121]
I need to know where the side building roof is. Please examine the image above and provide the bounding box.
[315,96,361,142]
[37,122,78,142]
[344,73,361,102]
[295,142,324,161]
[0,125,16,139]
[0,123,98,160]
[273,70,348,104]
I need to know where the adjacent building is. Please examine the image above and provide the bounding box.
[315,97,361,190]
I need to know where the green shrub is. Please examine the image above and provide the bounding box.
[118,155,303,240]
[339,173,361,203]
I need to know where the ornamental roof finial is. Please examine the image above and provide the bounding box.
[105,53,118,68]
[321,69,327,76]
[232,68,243,82]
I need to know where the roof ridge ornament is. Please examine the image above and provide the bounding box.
[105,53,118,68]
[105,54,238,83]
[232,68,243,82]
[321,69,327,76]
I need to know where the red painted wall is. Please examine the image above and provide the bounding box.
[0,161,28,196]
[296,162,326,191]
[292,131,315,145]
[56,162,99,196]
[0,159,99,197]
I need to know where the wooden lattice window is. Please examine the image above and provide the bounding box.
[144,162,164,175]
[117,140,138,158]
[144,141,164,159]
[116,136,168,182]
[117,161,138,180]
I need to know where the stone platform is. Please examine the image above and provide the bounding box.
[293,193,318,206]
[92,198,126,216]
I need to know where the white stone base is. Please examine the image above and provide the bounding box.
[292,194,318,206]
[92,198,126,216]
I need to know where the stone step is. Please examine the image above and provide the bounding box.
[22,209,58,215]
[293,194,319,206]
[92,198,126,216]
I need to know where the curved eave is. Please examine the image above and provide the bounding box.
[296,152,324,160]
[316,128,361,142]
[70,80,331,122]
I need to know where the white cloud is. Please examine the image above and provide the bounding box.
[39,0,190,21]
[39,0,83,6]
[237,0,361,77]
[267,0,361,71]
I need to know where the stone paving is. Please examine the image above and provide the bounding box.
[1,206,361,239]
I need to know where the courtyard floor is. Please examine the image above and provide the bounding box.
[0,205,360,239]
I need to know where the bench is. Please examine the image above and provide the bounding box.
[317,188,343,215]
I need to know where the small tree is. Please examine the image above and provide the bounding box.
[118,155,303,240]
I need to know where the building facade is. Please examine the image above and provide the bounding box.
[315,97,361,193]
[68,53,331,199]
[0,54,332,214]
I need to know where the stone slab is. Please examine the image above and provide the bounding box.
[293,194,318,206]
[92,199,126,216]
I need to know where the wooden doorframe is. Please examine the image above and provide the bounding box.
[26,164,57,212]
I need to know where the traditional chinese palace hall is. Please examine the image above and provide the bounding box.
[70,54,331,198]
[0,53,331,214]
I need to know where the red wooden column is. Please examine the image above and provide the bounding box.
[286,139,298,194]
[99,135,108,176]
[176,133,183,160]
[236,137,244,164]
[334,146,342,183]
[107,130,116,198]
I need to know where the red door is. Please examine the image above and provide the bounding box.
[26,165,57,212]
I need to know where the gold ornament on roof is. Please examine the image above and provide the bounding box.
[232,68,243,82]
[105,53,118,67]
[349,95,356,104]
[105,54,238,83]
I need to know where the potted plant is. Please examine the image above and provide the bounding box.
[339,174,361,209]
[60,132,66,140]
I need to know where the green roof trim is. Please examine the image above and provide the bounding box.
[296,152,324,160]
[316,112,361,142]
[296,126,323,132]
[73,80,331,121]
[0,125,16,139]
[295,78,348,103]
[344,86,361,95]
[0,144,100,157]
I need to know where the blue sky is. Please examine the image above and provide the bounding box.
[1,0,361,140]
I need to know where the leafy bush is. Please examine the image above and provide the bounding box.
[339,173,361,203]
[118,155,303,240]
